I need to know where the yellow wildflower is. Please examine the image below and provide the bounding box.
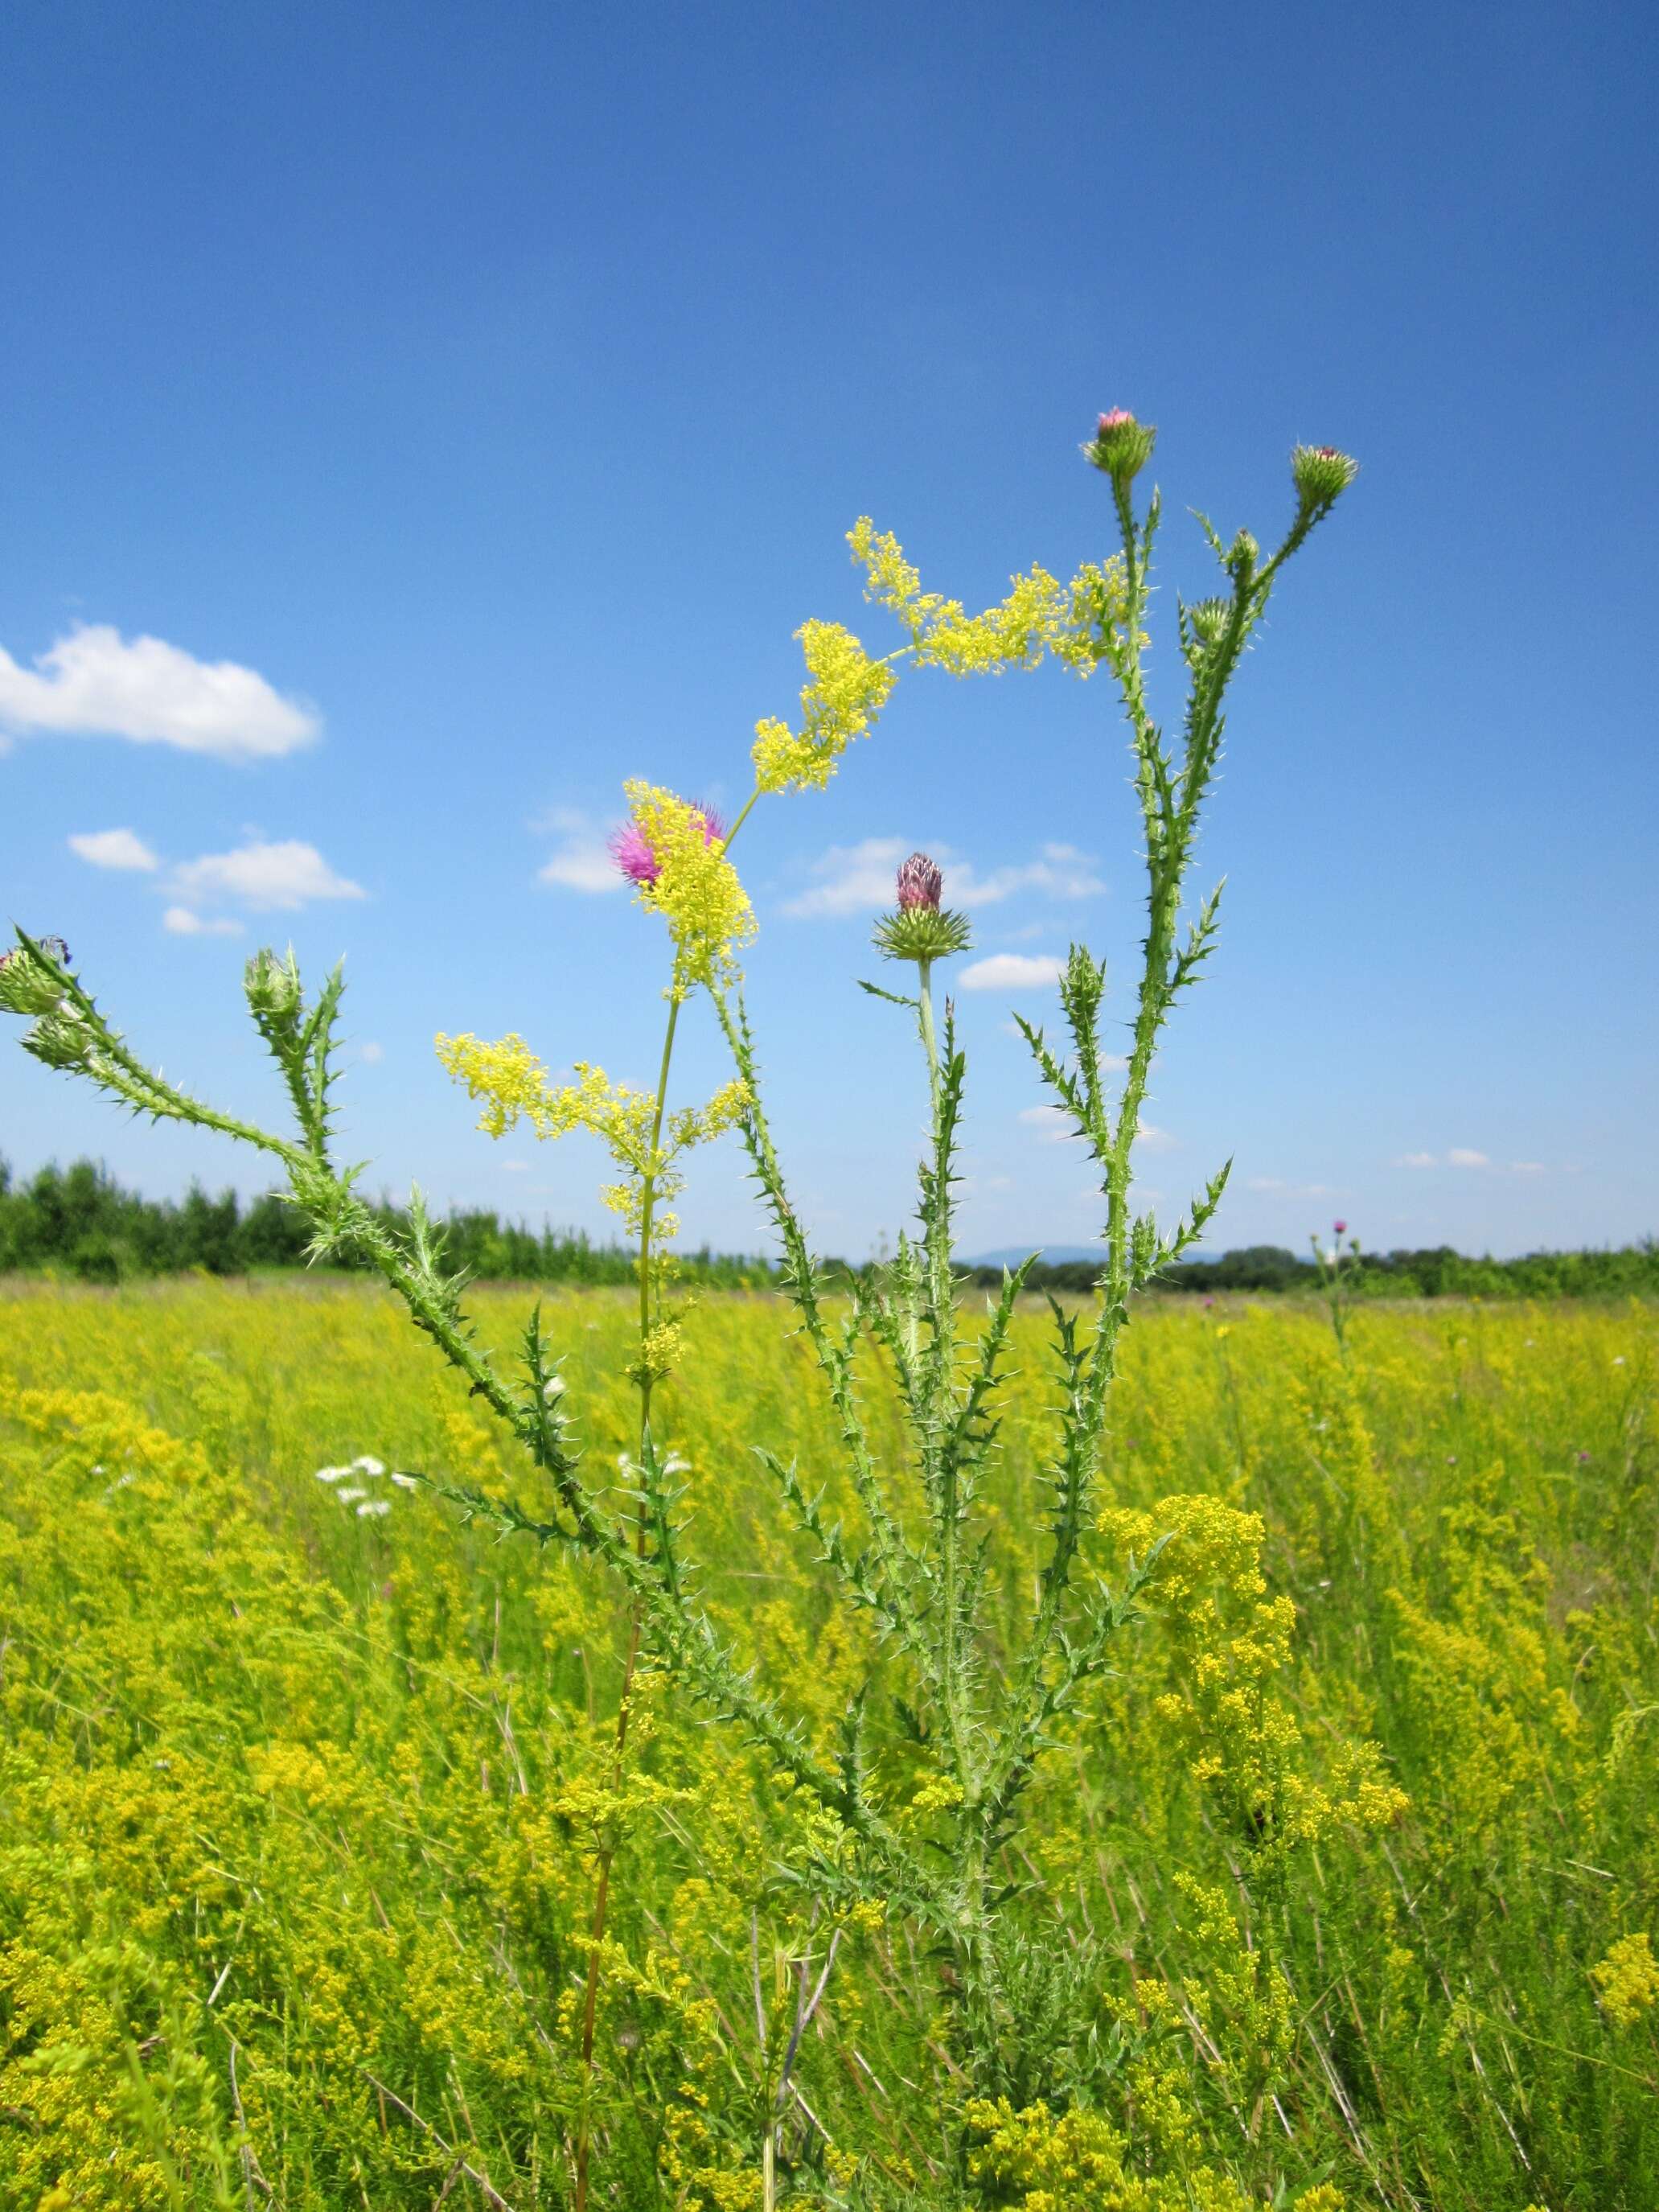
[620,781,756,990]
[1591,1931,1659,2027]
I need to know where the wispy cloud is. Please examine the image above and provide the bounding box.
[163,906,242,937]
[1245,1175,1338,1195]
[959,952,1066,993]
[784,838,1104,919]
[1397,1148,1542,1174]
[0,626,318,760]
[68,827,158,872]
[169,839,365,914]
[537,808,624,894]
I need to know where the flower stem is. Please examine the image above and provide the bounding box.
[573,787,769,2210]
[572,985,681,2212]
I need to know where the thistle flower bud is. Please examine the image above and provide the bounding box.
[1189,598,1232,646]
[0,936,72,1017]
[22,1007,94,1071]
[244,947,303,1026]
[1085,407,1156,485]
[896,852,944,911]
[873,853,972,963]
[1291,444,1360,511]
[1225,528,1259,584]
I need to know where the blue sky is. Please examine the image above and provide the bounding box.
[2,0,1654,1262]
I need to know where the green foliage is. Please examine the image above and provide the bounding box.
[1,1285,1654,2208]
[0,1157,774,1289]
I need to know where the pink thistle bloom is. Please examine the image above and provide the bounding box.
[1097,408,1135,432]
[609,804,725,887]
[1333,1218,1348,1236]
[896,853,944,911]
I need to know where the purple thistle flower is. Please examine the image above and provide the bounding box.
[609,804,725,887]
[1097,408,1135,433]
[896,853,943,911]
[1333,1218,1348,1236]
[0,935,69,972]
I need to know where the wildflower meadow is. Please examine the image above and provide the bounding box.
[2,421,1655,2210]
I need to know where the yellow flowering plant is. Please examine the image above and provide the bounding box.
[2,413,1369,2206]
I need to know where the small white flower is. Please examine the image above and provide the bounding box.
[617,1452,634,1473]
[352,1454,386,1476]
[663,1454,689,1474]
[356,1498,392,1518]
[543,1375,567,1402]
[391,1472,419,1490]
[314,1465,348,1483]
[338,1485,367,1503]
[1613,1356,1627,1367]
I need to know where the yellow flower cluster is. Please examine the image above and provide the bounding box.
[845,515,1136,679]
[751,619,897,792]
[1102,1494,1407,1859]
[434,1029,748,1248]
[624,780,756,990]
[1591,1931,1658,2027]
[963,2090,1298,2212]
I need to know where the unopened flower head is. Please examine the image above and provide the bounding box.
[873,854,971,964]
[0,935,72,1018]
[896,853,944,911]
[1085,408,1156,485]
[1333,1218,1348,1236]
[1291,443,1360,511]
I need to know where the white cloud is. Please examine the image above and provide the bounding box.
[68,827,158,872]
[162,906,242,937]
[959,952,1065,993]
[1398,1152,1439,1169]
[1447,1149,1491,1169]
[359,1042,384,1064]
[0,625,318,760]
[1134,1121,1179,1153]
[1397,1148,1501,1171]
[501,1159,531,1173]
[1246,1174,1337,1195]
[1019,1103,1074,1143]
[537,808,624,894]
[1510,1160,1546,1174]
[784,838,1104,919]
[169,839,365,913]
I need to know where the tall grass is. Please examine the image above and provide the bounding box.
[2,1279,1653,2209]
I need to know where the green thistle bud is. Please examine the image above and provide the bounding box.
[1085,408,1157,486]
[1189,598,1232,646]
[0,935,72,1018]
[872,851,972,964]
[244,947,304,1027]
[1225,528,1259,584]
[23,1008,94,1071]
[1291,443,1360,511]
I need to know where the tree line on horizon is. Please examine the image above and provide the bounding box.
[2,1155,1653,1301]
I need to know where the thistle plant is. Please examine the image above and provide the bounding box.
[1312,1216,1363,1352]
[4,411,1361,2198]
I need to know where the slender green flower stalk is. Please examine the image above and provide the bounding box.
[2,414,1362,2191]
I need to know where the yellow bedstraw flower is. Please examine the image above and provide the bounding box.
[613,782,756,989]
[752,618,897,792]
[1591,1931,1659,2027]
[434,1030,748,1244]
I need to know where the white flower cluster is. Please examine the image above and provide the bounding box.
[313,1452,406,1518]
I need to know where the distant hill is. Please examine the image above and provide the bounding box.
[967,1244,1105,1270]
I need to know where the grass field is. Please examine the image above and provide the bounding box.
[1,1279,1655,2210]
